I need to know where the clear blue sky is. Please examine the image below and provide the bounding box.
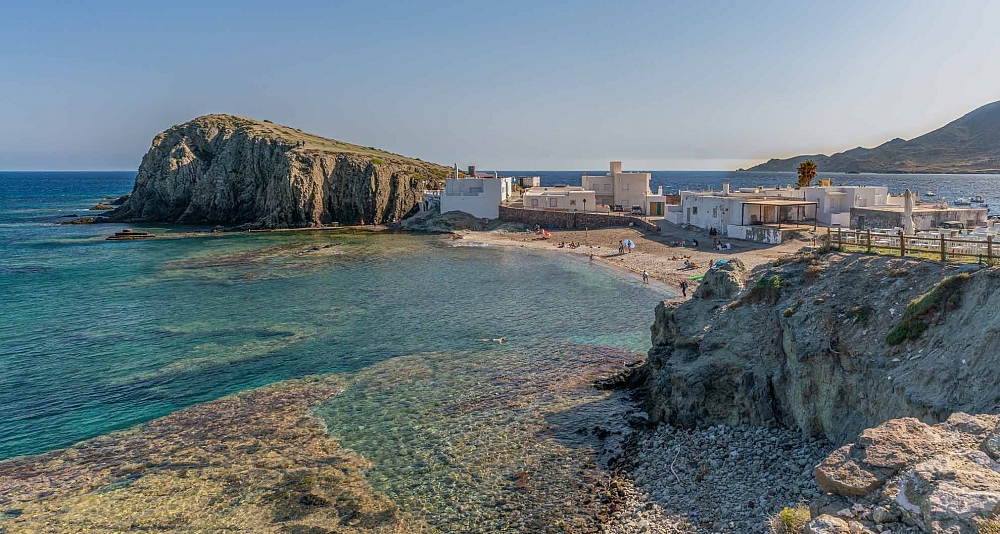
[2,0,999,171]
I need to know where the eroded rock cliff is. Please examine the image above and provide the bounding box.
[110,115,451,228]
[638,253,1000,446]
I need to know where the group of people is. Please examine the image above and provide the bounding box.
[558,241,583,249]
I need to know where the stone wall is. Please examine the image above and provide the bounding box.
[498,206,659,231]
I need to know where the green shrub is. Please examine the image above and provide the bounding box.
[783,306,798,318]
[888,268,909,277]
[886,274,970,345]
[769,504,810,534]
[371,158,385,166]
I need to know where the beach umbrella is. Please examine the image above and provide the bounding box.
[903,189,915,236]
[623,239,635,249]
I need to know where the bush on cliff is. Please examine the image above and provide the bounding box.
[768,504,810,534]
[886,273,970,345]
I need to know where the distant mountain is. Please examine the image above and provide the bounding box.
[747,100,1000,174]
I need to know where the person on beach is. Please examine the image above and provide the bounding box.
[710,227,718,248]
[618,240,625,254]
[642,270,649,283]
[589,253,595,263]
[692,238,699,248]
[680,280,688,298]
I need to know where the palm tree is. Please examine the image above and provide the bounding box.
[797,159,817,187]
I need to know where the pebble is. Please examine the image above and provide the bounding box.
[602,423,832,534]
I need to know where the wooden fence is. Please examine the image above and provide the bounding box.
[828,227,995,264]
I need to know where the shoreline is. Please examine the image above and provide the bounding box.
[451,232,682,298]
[449,225,814,297]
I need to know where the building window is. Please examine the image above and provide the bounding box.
[531,198,539,208]
[549,198,558,208]
[604,184,611,191]
[570,200,576,206]
[713,207,718,218]
[692,206,698,214]
[622,183,629,191]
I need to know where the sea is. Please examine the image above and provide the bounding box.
[1,169,998,530]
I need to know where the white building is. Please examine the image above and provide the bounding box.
[523,186,597,212]
[581,161,668,216]
[517,176,541,188]
[438,165,513,219]
[667,182,897,243]
[801,185,888,227]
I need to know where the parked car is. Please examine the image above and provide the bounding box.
[631,205,643,215]
[612,205,625,212]
[938,221,965,230]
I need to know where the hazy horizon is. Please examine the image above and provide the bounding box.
[2,0,999,172]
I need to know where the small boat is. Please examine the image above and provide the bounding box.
[953,198,972,206]
[971,195,986,203]
[924,190,937,197]
[106,228,156,241]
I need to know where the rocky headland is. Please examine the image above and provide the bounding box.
[109,115,452,229]
[628,250,1000,532]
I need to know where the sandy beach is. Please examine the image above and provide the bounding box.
[454,223,819,297]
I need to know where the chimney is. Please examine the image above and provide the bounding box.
[468,165,476,178]
[722,182,730,196]
[610,161,622,175]
[453,163,459,180]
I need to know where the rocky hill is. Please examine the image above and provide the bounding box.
[747,100,1000,173]
[633,253,1000,532]
[109,115,452,228]
[638,253,1000,446]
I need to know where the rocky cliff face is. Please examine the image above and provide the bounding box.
[110,115,451,228]
[638,253,1000,446]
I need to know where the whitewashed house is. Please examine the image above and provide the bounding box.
[438,165,512,219]
[523,186,596,212]
[581,161,668,216]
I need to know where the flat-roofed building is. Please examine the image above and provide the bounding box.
[581,161,668,216]
[523,186,597,212]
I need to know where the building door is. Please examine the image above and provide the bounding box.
[652,202,662,216]
[686,208,690,223]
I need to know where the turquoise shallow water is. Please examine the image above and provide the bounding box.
[3,169,998,462]
[0,172,668,461]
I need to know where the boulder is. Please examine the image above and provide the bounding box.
[693,258,748,300]
[896,451,1000,533]
[815,444,888,497]
[804,514,852,534]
